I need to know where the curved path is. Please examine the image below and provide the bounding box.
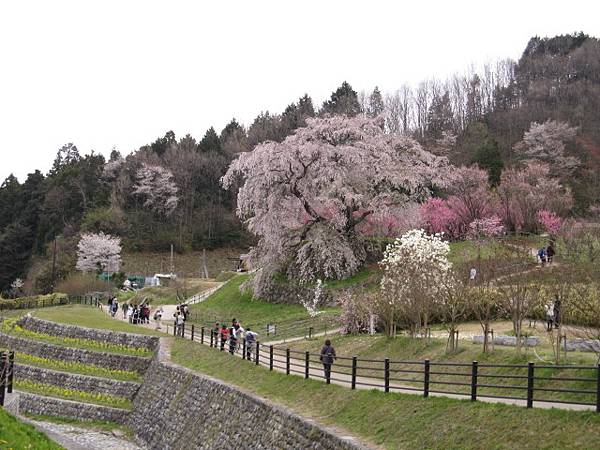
[105,301,595,413]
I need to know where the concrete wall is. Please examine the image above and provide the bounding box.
[18,316,159,351]
[0,333,151,374]
[14,364,140,400]
[128,339,367,450]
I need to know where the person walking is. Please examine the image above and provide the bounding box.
[176,312,185,337]
[546,243,555,264]
[220,324,229,351]
[154,306,164,330]
[538,247,547,266]
[244,327,258,360]
[320,339,337,384]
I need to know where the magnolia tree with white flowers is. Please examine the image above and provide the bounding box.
[380,229,452,337]
[76,232,122,275]
[133,163,179,216]
[222,115,451,286]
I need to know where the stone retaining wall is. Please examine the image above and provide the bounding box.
[14,364,141,400]
[17,392,130,425]
[18,316,158,351]
[128,339,367,450]
[0,333,151,374]
[472,335,540,347]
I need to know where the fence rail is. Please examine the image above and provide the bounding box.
[173,323,600,412]
[0,295,100,312]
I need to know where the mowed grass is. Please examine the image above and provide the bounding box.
[0,408,63,450]
[188,274,340,332]
[32,305,162,336]
[171,338,600,450]
[119,279,219,307]
[283,333,600,404]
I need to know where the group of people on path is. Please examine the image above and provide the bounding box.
[544,297,562,331]
[212,319,258,359]
[537,243,555,266]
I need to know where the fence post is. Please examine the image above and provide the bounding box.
[596,364,600,412]
[351,356,357,390]
[210,330,214,348]
[220,333,225,351]
[0,352,6,407]
[242,339,247,360]
[286,348,290,375]
[305,351,310,379]
[191,325,195,341]
[423,359,430,398]
[308,327,313,339]
[7,351,14,394]
[200,327,204,344]
[181,322,185,338]
[173,322,177,337]
[384,358,390,393]
[255,342,260,366]
[470,361,478,401]
[527,362,535,408]
[266,324,270,337]
[269,346,274,371]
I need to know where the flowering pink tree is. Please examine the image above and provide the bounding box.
[421,198,456,236]
[222,116,452,282]
[133,163,179,216]
[467,216,504,240]
[514,120,579,176]
[497,162,572,232]
[76,232,122,274]
[537,210,563,235]
[358,202,423,237]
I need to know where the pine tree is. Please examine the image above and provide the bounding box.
[321,81,360,117]
[198,127,222,152]
[368,86,385,118]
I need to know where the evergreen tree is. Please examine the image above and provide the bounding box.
[368,86,385,118]
[150,131,176,157]
[198,127,222,152]
[321,81,360,117]
[426,91,454,139]
[220,119,248,153]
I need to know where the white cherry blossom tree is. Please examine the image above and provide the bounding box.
[76,232,122,275]
[133,163,179,216]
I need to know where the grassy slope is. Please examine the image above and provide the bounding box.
[118,279,219,307]
[0,409,63,450]
[171,338,600,450]
[32,305,162,336]
[188,275,340,331]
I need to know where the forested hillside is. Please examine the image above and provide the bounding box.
[1,33,599,295]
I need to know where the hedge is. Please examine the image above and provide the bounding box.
[0,293,69,311]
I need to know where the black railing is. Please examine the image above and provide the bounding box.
[176,326,600,412]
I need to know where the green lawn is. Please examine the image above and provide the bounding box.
[0,408,63,450]
[171,338,600,450]
[282,333,599,404]
[119,279,219,307]
[188,275,340,338]
[32,305,162,336]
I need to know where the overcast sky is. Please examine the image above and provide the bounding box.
[1,0,598,182]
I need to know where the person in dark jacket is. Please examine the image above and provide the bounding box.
[320,339,337,384]
[546,243,555,264]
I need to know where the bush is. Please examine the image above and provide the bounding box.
[0,293,69,311]
[55,273,111,296]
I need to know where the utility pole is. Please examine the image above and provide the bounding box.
[50,238,57,293]
[170,244,174,275]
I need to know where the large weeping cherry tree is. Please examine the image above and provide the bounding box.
[222,115,452,283]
